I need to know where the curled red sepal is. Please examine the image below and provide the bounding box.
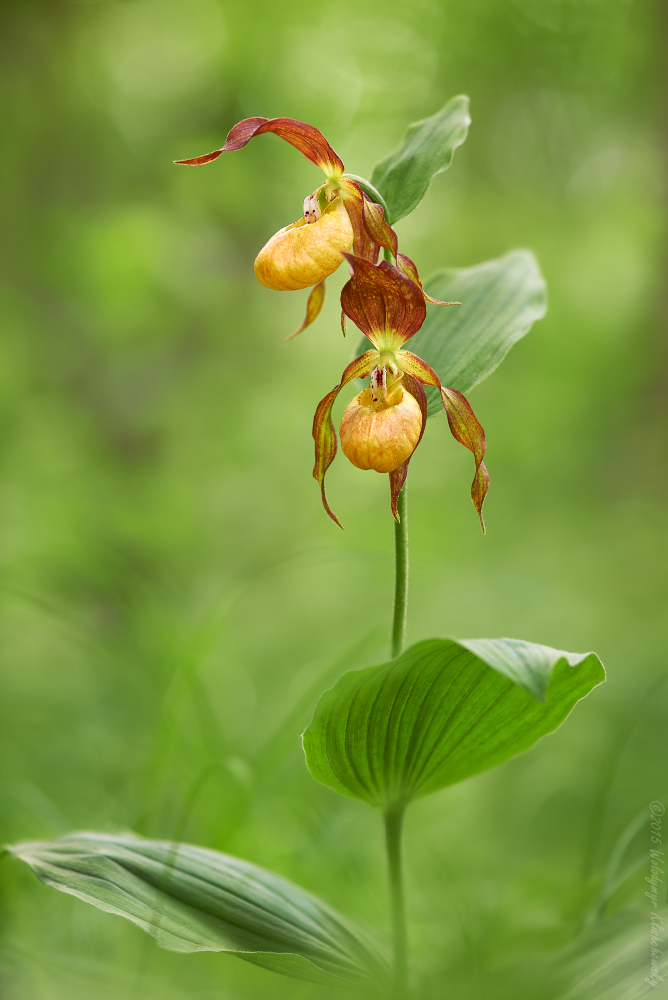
[312,351,378,527]
[175,117,344,178]
[340,255,426,347]
[396,253,460,307]
[282,281,326,343]
[388,374,428,522]
[399,351,488,531]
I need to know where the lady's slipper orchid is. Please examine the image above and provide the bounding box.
[176,117,411,340]
[312,256,489,530]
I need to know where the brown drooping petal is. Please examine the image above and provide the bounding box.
[398,352,488,531]
[175,117,345,177]
[340,256,426,348]
[396,253,460,307]
[388,374,428,522]
[440,387,489,533]
[362,197,398,259]
[312,352,378,527]
[337,180,379,263]
[337,180,398,264]
[282,281,326,343]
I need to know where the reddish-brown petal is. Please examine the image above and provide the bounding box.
[312,351,378,527]
[388,375,428,521]
[175,117,344,177]
[340,256,426,347]
[337,179,379,262]
[362,196,398,259]
[399,353,488,531]
[396,350,441,386]
[396,253,460,307]
[440,387,489,533]
[338,179,399,263]
[282,281,326,343]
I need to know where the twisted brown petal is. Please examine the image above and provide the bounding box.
[337,180,400,264]
[361,196,398,259]
[340,256,426,347]
[388,374,428,522]
[312,352,378,527]
[440,387,489,532]
[399,351,488,531]
[337,179,379,262]
[175,118,344,177]
[282,281,326,343]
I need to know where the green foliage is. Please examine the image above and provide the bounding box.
[0,0,663,997]
[303,638,604,811]
[8,833,389,989]
[414,251,547,414]
[355,250,547,414]
[371,96,470,224]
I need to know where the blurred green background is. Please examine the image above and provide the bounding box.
[0,0,666,997]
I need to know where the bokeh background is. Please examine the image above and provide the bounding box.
[0,0,666,997]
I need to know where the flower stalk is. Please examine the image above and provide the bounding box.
[391,487,409,659]
[385,804,409,997]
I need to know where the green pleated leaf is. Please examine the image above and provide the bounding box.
[303,638,604,812]
[370,95,470,224]
[412,250,547,415]
[353,251,546,414]
[7,832,389,990]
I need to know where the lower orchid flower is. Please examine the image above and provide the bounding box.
[313,255,489,530]
[176,117,415,340]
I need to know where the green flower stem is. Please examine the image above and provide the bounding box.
[385,241,409,994]
[391,487,408,659]
[384,804,409,996]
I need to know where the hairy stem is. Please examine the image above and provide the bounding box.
[385,805,408,996]
[391,487,408,658]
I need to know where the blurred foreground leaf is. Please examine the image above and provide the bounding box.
[7,832,389,990]
[556,910,668,1000]
[303,638,604,812]
[371,95,470,224]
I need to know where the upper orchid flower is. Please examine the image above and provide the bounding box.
[313,256,489,530]
[176,117,419,340]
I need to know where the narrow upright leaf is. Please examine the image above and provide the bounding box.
[303,638,604,812]
[370,95,470,224]
[411,250,547,415]
[7,833,389,989]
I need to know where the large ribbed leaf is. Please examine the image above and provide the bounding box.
[371,95,470,224]
[303,638,604,812]
[7,832,389,990]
